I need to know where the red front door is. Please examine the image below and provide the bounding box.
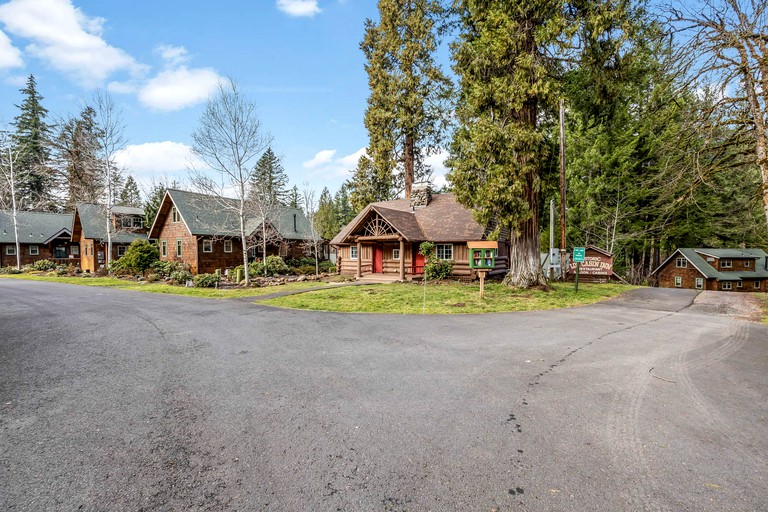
[413,247,425,274]
[373,245,383,273]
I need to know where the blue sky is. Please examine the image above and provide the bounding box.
[0,0,449,197]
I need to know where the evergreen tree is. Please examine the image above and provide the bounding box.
[315,187,339,240]
[118,175,142,207]
[12,75,55,210]
[360,0,451,200]
[288,185,301,209]
[54,106,103,211]
[348,154,389,211]
[333,182,355,225]
[250,147,289,205]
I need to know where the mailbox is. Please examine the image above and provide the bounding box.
[467,241,498,270]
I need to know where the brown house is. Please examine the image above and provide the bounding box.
[1,210,77,268]
[653,248,768,292]
[148,189,317,275]
[71,203,147,272]
[330,183,510,281]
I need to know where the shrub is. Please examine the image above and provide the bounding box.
[319,260,335,273]
[0,266,21,274]
[112,240,159,273]
[193,273,219,288]
[419,241,454,280]
[169,269,193,285]
[30,259,56,271]
[150,260,186,278]
[294,265,316,275]
[145,273,161,283]
[249,255,289,277]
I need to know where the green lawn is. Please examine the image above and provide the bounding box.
[758,294,768,324]
[0,273,327,299]
[262,281,638,314]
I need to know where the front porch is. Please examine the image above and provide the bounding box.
[350,239,425,281]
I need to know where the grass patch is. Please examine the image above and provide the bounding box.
[758,294,768,325]
[0,273,327,299]
[262,281,638,314]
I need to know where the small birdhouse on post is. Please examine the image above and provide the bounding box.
[468,240,498,298]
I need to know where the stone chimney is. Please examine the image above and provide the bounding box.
[410,182,432,209]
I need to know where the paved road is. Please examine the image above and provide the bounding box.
[1,280,766,511]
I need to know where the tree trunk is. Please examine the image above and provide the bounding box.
[240,203,249,286]
[503,223,547,288]
[404,132,414,199]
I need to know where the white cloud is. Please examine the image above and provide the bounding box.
[155,44,189,67]
[114,141,203,180]
[0,29,22,69]
[276,0,321,17]
[302,149,337,169]
[138,67,222,111]
[0,0,145,86]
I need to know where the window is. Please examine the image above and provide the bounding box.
[70,245,79,256]
[171,207,180,223]
[176,239,183,257]
[745,260,751,268]
[121,216,132,228]
[54,246,66,259]
[132,217,143,228]
[350,246,358,260]
[436,244,453,260]
[29,245,39,256]
[737,281,743,288]
[675,257,687,268]
[694,277,703,289]
[224,240,233,253]
[392,248,400,260]
[674,276,682,288]
[203,239,213,253]
[161,240,167,257]
[720,259,732,268]
[117,245,127,257]
[5,245,16,256]
[754,281,761,290]
[721,281,732,290]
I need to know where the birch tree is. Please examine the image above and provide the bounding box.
[190,78,271,286]
[0,130,27,269]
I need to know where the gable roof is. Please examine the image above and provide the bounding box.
[73,203,146,244]
[149,189,316,241]
[0,210,73,244]
[653,247,768,280]
[331,193,498,245]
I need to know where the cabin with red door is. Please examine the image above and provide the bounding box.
[330,183,510,281]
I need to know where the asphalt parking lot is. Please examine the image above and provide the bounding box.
[1,280,766,511]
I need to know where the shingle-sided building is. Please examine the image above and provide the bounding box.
[71,203,148,272]
[148,189,317,275]
[330,184,510,280]
[0,210,77,267]
[653,248,768,292]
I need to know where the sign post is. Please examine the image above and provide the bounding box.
[468,241,498,299]
[573,247,585,292]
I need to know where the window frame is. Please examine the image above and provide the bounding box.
[674,276,682,288]
[223,240,233,253]
[694,277,703,289]
[176,239,183,257]
[171,207,180,223]
[675,257,687,268]
[745,260,751,268]
[737,281,743,289]
[117,245,127,257]
[721,281,732,290]
[720,259,732,268]
[350,245,358,260]
[392,247,400,260]
[161,240,167,257]
[754,281,761,289]
[121,216,132,228]
[5,245,16,256]
[29,245,39,256]
[436,243,453,261]
[203,239,213,253]
[70,245,79,256]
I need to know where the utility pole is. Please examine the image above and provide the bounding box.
[559,99,567,281]
[549,198,555,280]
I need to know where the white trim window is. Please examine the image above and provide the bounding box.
[392,248,400,260]
[5,245,16,256]
[737,281,743,289]
[171,207,180,223]
[223,240,233,253]
[203,239,213,253]
[720,259,732,268]
[674,276,682,288]
[745,260,751,268]
[132,217,143,228]
[754,281,761,290]
[117,245,127,257]
[436,244,453,260]
[350,246,358,260]
[70,245,79,256]
[29,245,39,256]
[721,281,732,290]
[121,216,132,228]
[161,240,167,257]
[176,239,183,257]
[694,277,703,289]
[675,257,687,268]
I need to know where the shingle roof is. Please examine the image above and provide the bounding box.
[0,210,72,244]
[161,189,316,240]
[74,203,146,244]
[331,193,493,245]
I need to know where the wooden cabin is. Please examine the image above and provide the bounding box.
[71,204,147,272]
[148,189,319,275]
[330,183,510,281]
[652,248,768,292]
[0,210,78,268]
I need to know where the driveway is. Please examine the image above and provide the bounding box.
[1,280,766,511]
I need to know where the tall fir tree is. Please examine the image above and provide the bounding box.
[333,182,355,225]
[348,155,386,212]
[12,75,55,210]
[360,0,451,201]
[288,185,301,210]
[118,175,142,207]
[54,106,104,211]
[250,147,289,205]
[315,187,339,240]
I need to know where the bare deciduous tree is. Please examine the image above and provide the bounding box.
[189,78,271,285]
[301,184,325,276]
[248,177,284,276]
[671,0,768,227]
[0,129,27,269]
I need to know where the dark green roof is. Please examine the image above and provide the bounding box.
[163,189,316,240]
[0,210,72,244]
[656,248,768,281]
[75,203,146,244]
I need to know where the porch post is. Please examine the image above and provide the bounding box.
[399,238,405,280]
[356,240,362,278]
